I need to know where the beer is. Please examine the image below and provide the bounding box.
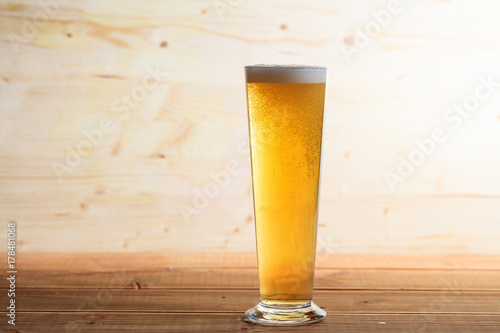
[245,65,327,325]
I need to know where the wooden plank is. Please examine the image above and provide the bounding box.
[7,267,500,291]
[1,253,498,290]
[4,253,499,290]
[1,312,499,332]
[3,288,500,315]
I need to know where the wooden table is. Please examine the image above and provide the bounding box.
[1,253,500,332]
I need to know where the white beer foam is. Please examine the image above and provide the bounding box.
[245,65,327,84]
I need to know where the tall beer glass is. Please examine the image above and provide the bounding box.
[244,65,327,326]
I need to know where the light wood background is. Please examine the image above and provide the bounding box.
[0,0,499,254]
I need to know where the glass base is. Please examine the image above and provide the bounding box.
[245,300,326,326]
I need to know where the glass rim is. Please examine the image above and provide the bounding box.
[245,64,326,71]
[245,65,327,83]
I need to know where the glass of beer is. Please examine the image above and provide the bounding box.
[244,65,327,326]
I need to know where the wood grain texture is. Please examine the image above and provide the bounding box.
[3,253,500,290]
[6,288,500,314]
[0,0,500,254]
[0,253,499,332]
[2,313,500,332]
[8,267,500,291]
